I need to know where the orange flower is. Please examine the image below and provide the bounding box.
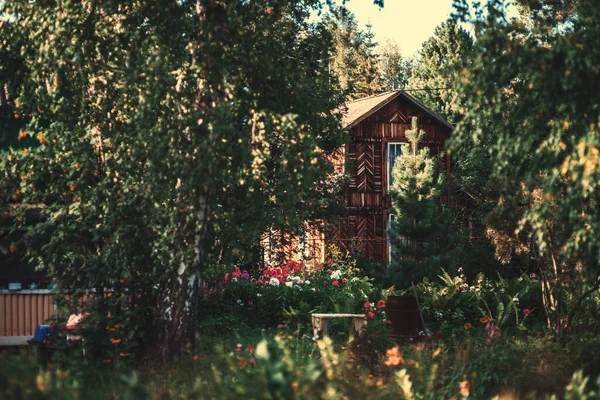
[74,162,80,169]
[114,324,124,329]
[111,338,122,344]
[464,322,472,329]
[69,184,76,192]
[459,380,470,396]
[246,345,255,353]
[37,133,46,145]
[384,346,404,366]
[9,245,18,253]
[7,155,12,162]
[17,130,27,141]
[480,317,489,324]
[14,113,20,119]
[103,359,112,364]
[119,352,130,357]
[193,355,200,361]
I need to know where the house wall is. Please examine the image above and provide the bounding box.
[327,95,452,261]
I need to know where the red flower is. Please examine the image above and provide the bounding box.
[327,258,334,266]
[232,267,241,278]
[363,302,372,310]
[332,280,339,286]
[224,273,230,282]
[256,279,264,285]
[523,308,531,316]
[248,300,253,305]
[119,279,126,284]
[367,311,375,320]
[377,300,386,309]
[432,331,442,339]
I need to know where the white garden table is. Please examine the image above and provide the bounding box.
[311,313,367,344]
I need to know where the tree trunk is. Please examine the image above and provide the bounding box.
[151,199,211,360]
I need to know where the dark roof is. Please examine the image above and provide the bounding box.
[341,90,454,131]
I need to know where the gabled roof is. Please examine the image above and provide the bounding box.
[341,90,454,131]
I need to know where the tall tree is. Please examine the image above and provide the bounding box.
[387,117,455,283]
[0,0,349,358]
[408,20,473,123]
[325,7,380,99]
[451,0,600,340]
[377,39,410,91]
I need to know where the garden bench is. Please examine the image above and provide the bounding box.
[311,313,367,344]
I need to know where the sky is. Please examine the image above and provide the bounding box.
[343,0,457,57]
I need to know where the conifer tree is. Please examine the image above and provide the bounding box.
[408,20,473,123]
[387,117,454,283]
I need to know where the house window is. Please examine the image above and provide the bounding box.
[386,142,407,190]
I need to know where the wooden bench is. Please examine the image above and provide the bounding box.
[311,313,367,344]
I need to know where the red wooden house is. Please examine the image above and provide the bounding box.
[262,90,453,264]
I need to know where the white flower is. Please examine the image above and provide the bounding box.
[257,293,262,297]
[269,277,280,286]
[351,277,359,282]
[513,297,519,303]
[236,299,242,304]
[232,277,238,282]
[304,280,311,285]
[285,281,293,288]
[311,288,316,292]
[331,270,342,280]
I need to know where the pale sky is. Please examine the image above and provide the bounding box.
[343,0,456,57]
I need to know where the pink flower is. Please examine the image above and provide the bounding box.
[224,273,230,283]
[367,311,374,320]
[332,280,339,286]
[327,258,334,266]
[341,278,347,284]
[248,300,253,306]
[364,302,372,310]
[523,308,531,316]
[377,300,386,309]
[256,279,264,285]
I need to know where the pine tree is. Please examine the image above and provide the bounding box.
[388,117,451,283]
[408,20,473,124]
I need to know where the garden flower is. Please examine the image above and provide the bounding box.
[367,311,375,319]
[327,258,334,266]
[257,279,264,285]
[269,277,280,286]
[384,346,404,366]
[432,332,442,339]
[464,322,472,329]
[331,270,342,280]
[285,281,293,288]
[523,308,531,316]
[224,273,230,283]
[304,280,310,285]
[480,317,490,324]
[241,270,250,279]
[377,300,386,309]
[364,301,372,310]
[459,380,470,396]
[119,352,130,358]
[332,280,339,286]
[111,338,122,344]
[512,297,519,304]
[232,267,241,278]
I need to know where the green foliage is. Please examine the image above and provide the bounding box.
[387,117,457,284]
[450,0,600,340]
[0,0,351,355]
[407,20,473,124]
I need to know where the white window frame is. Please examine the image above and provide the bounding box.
[386,142,408,191]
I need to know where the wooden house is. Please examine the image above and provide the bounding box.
[262,90,453,264]
[330,90,453,262]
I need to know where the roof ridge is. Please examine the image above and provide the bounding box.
[346,90,401,104]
